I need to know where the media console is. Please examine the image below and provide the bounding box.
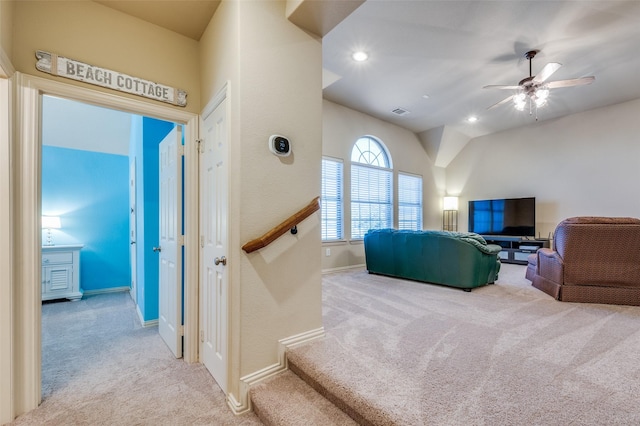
[482,236,550,265]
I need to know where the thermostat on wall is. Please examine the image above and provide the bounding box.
[269,135,291,157]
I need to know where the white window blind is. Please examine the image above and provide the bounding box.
[351,164,392,239]
[321,157,343,241]
[398,172,423,230]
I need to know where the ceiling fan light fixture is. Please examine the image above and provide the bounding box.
[513,93,527,111]
[536,87,550,100]
[485,48,595,117]
[534,97,548,108]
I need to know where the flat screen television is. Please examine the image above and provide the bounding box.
[468,197,535,237]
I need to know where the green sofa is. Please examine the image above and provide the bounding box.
[363,229,502,291]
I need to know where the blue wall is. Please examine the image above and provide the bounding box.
[130,116,175,322]
[42,146,130,291]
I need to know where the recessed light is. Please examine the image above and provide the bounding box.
[467,116,478,123]
[422,94,430,99]
[352,51,369,62]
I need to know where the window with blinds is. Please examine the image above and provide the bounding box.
[398,172,423,230]
[321,157,343,241]
[351,137,392,239]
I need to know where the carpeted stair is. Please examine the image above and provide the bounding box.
[249,368,358,426]
[249,336,406,426]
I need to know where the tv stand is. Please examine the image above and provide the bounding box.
[482,236,550,265]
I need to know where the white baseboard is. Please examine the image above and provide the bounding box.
[322,264,366,274]
[227,327,325,415]
[82,286,130,296]
[136,305,159,328]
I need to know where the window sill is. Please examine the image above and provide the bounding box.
[322,239,347,246]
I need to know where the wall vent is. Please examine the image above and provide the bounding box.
[391,107,410,116]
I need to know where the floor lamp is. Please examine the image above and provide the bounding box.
[443,196,458,232]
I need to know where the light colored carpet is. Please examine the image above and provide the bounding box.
[10,292,261,426]
[285,264,640,425]
[250,370,357,426]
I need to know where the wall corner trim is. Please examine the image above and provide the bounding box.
[227,327,325,415]
[0,47,15,78]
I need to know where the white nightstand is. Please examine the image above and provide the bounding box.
[41,245,84,301]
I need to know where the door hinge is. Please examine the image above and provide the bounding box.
[179,325,184,337]
[200,330,204,342]
[178,145,185,156]
[196,139,203,153]
[200,235,205,248]
[179,235,185,246]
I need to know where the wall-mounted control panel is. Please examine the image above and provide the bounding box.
[269,135,291,157]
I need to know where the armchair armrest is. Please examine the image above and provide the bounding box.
[537,248,564,284]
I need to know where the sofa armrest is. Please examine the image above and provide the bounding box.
[537,248,564,284]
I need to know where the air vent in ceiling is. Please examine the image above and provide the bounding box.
[391,107,410,116]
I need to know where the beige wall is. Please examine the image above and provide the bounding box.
[322,99,444,271]
[446,98,640,238]
[12,1,200,113]
[200,0,323,403]
[0,0,13,63]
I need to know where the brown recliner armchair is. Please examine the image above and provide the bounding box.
[531,217,640,306]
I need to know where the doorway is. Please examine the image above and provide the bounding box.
[41,95,180,327]
[13,73,200,411]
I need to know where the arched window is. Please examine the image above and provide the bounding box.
[351,136,393,239]
[351,136,391,168]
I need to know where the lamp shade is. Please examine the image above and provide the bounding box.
[443,196,459,211]
[42,216,61,229]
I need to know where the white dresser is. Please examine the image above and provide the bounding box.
[41,245,84,301]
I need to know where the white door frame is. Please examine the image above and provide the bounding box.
[0,74,15,424]
[12,72,200,414]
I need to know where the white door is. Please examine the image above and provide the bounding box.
[200,97,229,392]
[129,159,137,303]
[158,126,183,358]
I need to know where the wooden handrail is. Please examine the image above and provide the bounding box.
[242,196,320,253]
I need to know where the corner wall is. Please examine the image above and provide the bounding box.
[321,100,444,270]
[200,0,323,407]
[41,146,130,291]
[0,0,13,65]
[129,116,175,322]
[445,98,640,237]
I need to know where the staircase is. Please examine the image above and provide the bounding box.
[249,336,404,426]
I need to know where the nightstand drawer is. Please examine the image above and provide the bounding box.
[42,252,73,264]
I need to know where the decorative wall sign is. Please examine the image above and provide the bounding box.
[35,50,187,107]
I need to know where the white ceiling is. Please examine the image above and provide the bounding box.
[323,1,640,139]
[67,1,640,154]
[42,95,133,156]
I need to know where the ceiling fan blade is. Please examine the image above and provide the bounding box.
[547,76,595,89]
[487,95,514,110]
[532,62,562,84]
[483,85,521,90]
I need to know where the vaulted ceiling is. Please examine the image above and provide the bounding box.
[85,1,640,164]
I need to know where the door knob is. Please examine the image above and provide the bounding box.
[131,241,136,245]
[153,246,162,252]
[214,256,227,266]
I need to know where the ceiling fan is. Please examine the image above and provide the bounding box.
[484,50,595,115]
